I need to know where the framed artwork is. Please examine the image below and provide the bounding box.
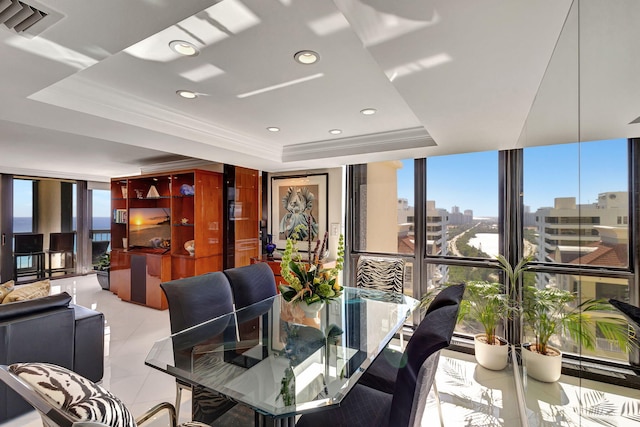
[271,173,328,251]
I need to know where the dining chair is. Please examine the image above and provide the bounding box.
[224,263,277,346]
[355,256,405,294]
[223,262,277,310]
[0,362,209,427]
[356,256,407,347]
[358,283,466,394]
[296,295,463,427]
[160,272,235,422]
[609,298,640,328]
[46,232,76,278]
[13,233,45,282]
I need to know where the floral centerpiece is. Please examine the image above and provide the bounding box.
[278,220,344,306]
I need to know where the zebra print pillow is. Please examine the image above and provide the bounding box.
[9,363,136,427]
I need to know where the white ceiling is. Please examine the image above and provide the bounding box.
[0,0,638,182]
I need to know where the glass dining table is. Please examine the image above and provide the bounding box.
[145,287,419,427]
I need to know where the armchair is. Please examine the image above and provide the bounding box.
[0,363,208,427]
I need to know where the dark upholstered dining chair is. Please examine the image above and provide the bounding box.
[223,263,278,366]
[358,283,466,395]
[0,362,209,427]
[223,262,277,310]
[160,272,235,421]
[609,299,640,328]
[295,284,464,427]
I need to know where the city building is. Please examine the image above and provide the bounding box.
[535,192,628,264]
[1,2,639,426]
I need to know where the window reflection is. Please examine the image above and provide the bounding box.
[524,139,629,268]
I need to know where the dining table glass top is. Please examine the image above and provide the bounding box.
[145,287,419,418]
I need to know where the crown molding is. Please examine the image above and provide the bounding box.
[140,159,223,174]
[0,166,111,182]
[281,127,434,162]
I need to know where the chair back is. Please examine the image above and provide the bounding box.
[160,272,234,334]
[14,233,43,253]
[609,298,640,328]
[425,282,466,315]
[0,363,130,427]
[389,283,464,427]
[223,263,277,309]
[356,256,405,294]
[49,232,75,252]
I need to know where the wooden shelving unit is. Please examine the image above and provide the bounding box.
[110,169,223,309]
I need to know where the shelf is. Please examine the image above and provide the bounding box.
[112,169,227,303]
[129,196,171,200]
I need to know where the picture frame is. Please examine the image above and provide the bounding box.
[271,173,328,251]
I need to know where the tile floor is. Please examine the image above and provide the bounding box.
[1,275,639,426]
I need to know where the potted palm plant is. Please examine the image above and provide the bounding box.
[421,255,531,371]
[522,285,634,382]
[93,252,110,290]
[459,280,511,370]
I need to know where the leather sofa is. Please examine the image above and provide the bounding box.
[0,292,104,422]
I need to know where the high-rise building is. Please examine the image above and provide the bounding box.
[534,192,628,264]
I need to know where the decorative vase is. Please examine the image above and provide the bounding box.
[146,185,160,198]
[300,300,325,318]
[180,184,194,196]
[265,234,276,257]
[522,343,562,382]
[184,240,195,256]
[474,334,508,371]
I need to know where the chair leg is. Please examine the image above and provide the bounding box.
[433,381,444,427]
[175,382,183,422]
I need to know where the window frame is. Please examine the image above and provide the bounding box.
[347,139,639,370]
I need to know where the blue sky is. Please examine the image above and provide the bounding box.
[400,138,627,217]
[13,139,628,219]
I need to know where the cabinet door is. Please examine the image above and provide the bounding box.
[110,250,131,299]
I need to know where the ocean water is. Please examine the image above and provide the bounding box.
[468,233,500,257]
[13,217,111,233]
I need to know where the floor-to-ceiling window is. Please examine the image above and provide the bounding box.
[350,159,416,298]
[349,138,637,368]
[522,139,631,362]
[423,151,500,336]
[13,178,35,233]
[91,189,111,242]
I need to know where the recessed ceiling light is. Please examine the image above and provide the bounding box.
[267,127,280,132]
[169,40,199,56]
[294,50,319,65]
[360,108,377,115]
[329,129,342,135]
[176,90,197,99]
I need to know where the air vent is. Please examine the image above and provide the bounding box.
[0,0,47,34]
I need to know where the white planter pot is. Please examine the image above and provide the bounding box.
[522,343,562,382]
[474,334,509,371]
[300,300,325,318]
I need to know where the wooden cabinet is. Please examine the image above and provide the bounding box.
[225,166,260,268]
[110,169,224,309]
[233,167,260,267]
